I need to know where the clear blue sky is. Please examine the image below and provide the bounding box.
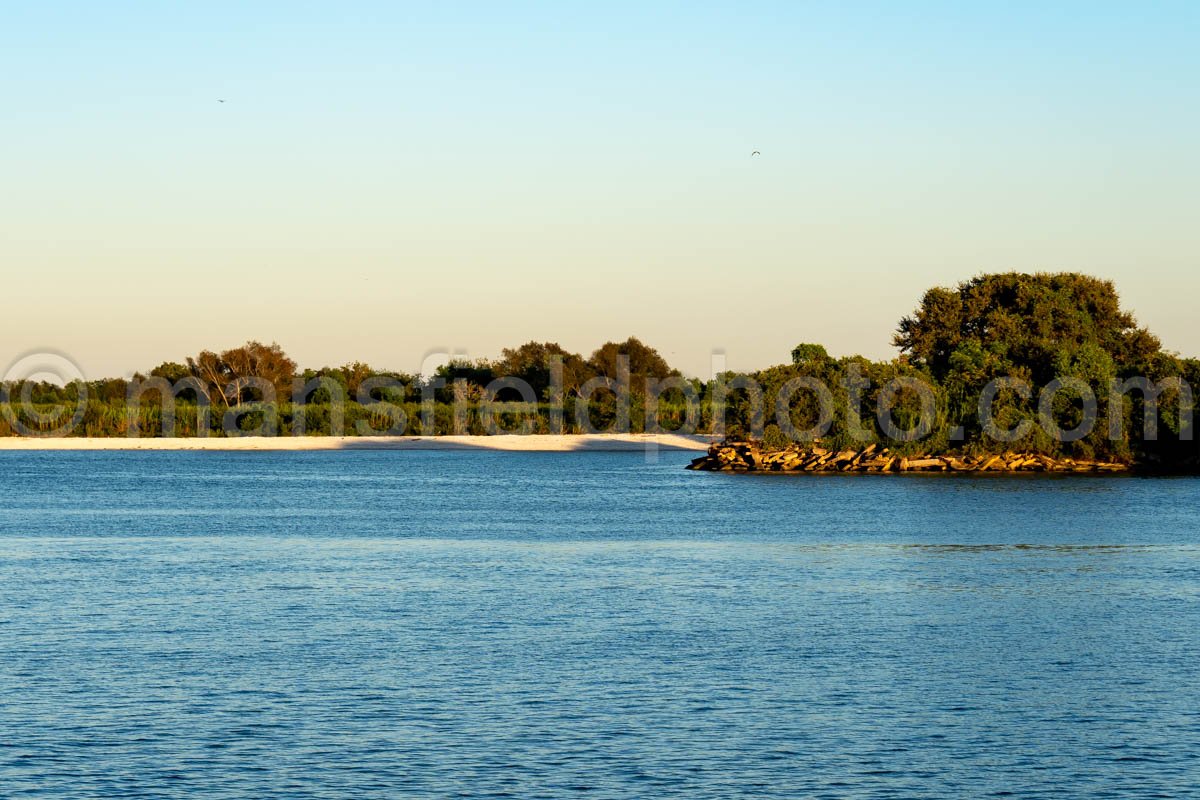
[2,2,1197,378]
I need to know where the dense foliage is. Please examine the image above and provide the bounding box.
[3,274,1196,469]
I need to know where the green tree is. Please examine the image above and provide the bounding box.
[493,341,593,399]
[587,338,677,390]
[895,272,1160,383]
[790,343,829,366]
[149,362,191,383]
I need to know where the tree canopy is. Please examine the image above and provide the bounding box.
[4,273,1197,471]
[587,337,677,386]
[895,273,1161,383]
[494,342,592,399]
[187,341,297,405]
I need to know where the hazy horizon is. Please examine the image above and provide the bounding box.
[4,2,1197,381]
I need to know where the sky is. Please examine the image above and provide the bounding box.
[2,1,1197,380]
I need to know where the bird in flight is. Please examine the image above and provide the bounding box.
[217,99,225,103]
[751,150,761,156]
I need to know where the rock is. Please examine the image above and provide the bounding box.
[905,458,944,470]
[685,442,1130,475]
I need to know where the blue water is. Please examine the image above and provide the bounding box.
[1,451,1198,799]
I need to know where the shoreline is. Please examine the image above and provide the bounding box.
[689,442,1134,474]
[0,433,714,452]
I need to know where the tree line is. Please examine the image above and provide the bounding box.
[3,273,1196,469]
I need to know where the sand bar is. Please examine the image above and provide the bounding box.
[0,433,713,452]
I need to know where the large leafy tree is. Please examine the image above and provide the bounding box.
[895,272,1161,383]
[187,341,296,405]
[791,343,832,370]
[149,362,191,383]
[587,337,677,387]
[493,341,594,399]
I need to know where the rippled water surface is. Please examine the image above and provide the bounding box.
[2,450,1199,798]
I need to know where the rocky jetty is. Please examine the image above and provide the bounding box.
[687,442,1130,474]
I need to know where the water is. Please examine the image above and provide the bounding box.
[2,451,1198,798]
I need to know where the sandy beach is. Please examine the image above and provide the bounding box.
[0,433,713,452]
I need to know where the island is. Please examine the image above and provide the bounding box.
[3,273,1195,473]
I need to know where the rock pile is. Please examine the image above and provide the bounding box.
[686,442,1129,474]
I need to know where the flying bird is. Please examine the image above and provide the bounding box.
[217,99,225,103]
[751,150,761,156]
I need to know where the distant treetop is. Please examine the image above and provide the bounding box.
[790,343,830,366]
